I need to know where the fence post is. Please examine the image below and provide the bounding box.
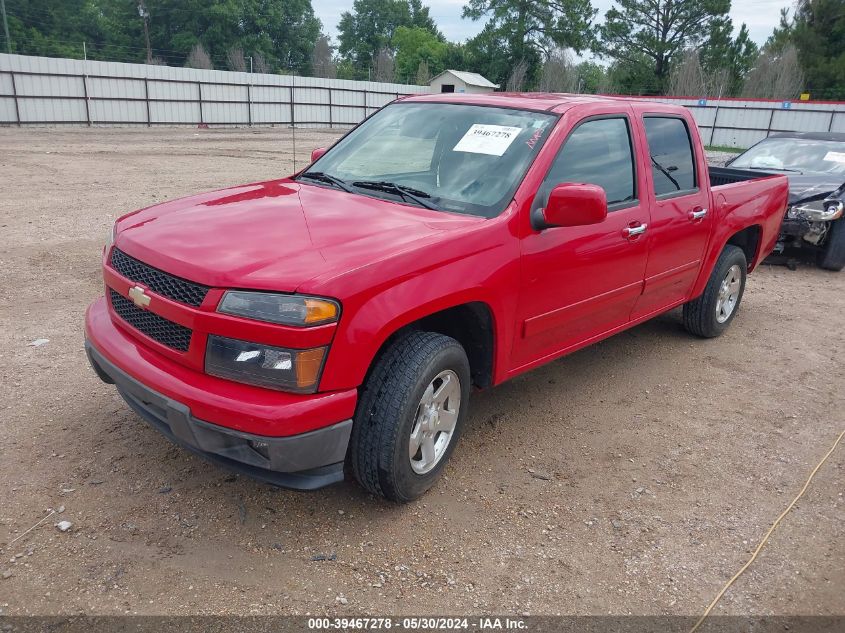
[10,70,21,126]
[247,84,252,127]
[144,77,151,126]
[81,71,91,126]
[828,110,835,132]
[289,82,294,126]
[362,89,368,122]
[327,87,332,129]
[766,109,775,138]
[197,81,203,125]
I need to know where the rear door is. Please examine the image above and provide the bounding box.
[512,109,650,371]
[631,113,711,319]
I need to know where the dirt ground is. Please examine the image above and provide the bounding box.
[0,127,843,617]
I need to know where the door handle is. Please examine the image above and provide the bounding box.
[623,223,647,239]
[689,208,708,221]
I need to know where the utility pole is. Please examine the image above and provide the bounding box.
[137,1,152,63]
[1,0,12,55]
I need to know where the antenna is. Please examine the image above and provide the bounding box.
[291,71,297,172]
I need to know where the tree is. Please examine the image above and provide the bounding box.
[372,47,396,82]
[3,0,133,60]
[506,59,530,91]
[462,0,596,87]
[253,52,270,74]
[226,46,247,72]
[597,0,730,92]
[416,60,432,84]
[667,49,707,96]
[575,61,607,93]
[786,0,845,99]
[4,0,322,73]
[338,0,439,70]
[700,19,759,96]
[538,49,579,92]
[462,24,519,88]
[393,26,447,82]
[765,7,795,54]
[605,53,664,95]
[311,34,337,78]
[185,43,213,69]
[742,44,804,99]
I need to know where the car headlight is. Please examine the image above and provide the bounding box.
[205,335,327,393]
[218,291,339,327]
[791,199,844,222]
[106,222,117,250]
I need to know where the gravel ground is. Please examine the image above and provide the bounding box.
[0,127,843,617]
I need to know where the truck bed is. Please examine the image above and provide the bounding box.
[708,165,779,188]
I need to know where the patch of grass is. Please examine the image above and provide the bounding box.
[705,145,744,153]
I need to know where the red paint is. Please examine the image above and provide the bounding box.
[86,95,788,438]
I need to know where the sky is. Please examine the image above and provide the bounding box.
[312,0,790,53]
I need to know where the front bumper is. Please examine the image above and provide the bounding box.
[87,340,352,489]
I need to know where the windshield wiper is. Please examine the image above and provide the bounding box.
[299,171,354,193]
[746,166,803,174]
[351,180,440,210]
[650,155,680,191]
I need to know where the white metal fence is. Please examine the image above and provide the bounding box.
[0,53,429,127]
[631,95,845,148]
[2,54,844,148]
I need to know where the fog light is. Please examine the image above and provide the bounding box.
[205,335,327,393]
[248,439,271,460]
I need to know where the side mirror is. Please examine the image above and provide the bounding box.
[311,147,328,163]
[533,183,608,230]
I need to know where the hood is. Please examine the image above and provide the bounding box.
[114,179,482,292]
[784,173,845,205]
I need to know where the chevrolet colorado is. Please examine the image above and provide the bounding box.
[85,94,789,502]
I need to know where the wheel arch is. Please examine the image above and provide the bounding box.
[366,301,497,391]
[726,224,762,271]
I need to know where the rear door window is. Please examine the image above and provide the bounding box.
[643,117,697,197]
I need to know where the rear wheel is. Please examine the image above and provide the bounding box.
[818,218,845,271]
[349,331,470,502]
[683,245,747,338]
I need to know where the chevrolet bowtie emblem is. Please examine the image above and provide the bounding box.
[128,285,151,309]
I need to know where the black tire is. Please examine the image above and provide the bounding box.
[683,245,747,338]
[818,217,845,272]
[349,331,471,502]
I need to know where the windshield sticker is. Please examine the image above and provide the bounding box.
[453,124,523,156]
[823,151,845,164]
[525,128,544,150]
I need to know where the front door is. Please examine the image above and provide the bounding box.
[512,113,651,372]
[631,114,711,318]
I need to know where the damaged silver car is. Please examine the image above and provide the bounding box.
[726,132,845,271]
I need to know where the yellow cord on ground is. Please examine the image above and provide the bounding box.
[689,428,845,633]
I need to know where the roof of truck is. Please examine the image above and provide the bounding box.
[400,92,680,113]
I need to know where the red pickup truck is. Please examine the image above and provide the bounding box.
[85,94,788,501]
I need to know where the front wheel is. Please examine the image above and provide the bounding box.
[818,218,845,271]
[683,245,747,338]
[349,331,470,502]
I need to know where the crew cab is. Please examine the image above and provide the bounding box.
[85,94,789,502]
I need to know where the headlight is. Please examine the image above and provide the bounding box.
[218,291,339,327]
[106,222,117,250]
[205,335,327,393]
[791,199,844,222]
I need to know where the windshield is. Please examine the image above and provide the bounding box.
[731,137,845,176]
[299,102,557,217]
